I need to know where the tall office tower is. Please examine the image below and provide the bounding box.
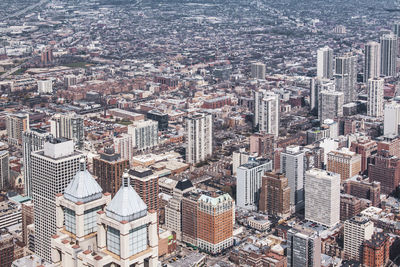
[364,41,381,82]
[21,201,34,246]
[6,113,29,146]
[287,227,321,267]
[259,172,291,218]
[236,157,272,210]
[254,90,279,137]
[384,102,400,136]
[0,150,9,190]
[22,129,51,198]
[344,215,374,261]
[165,179,194,240]
[146,110,169,131]
[185,113,213,164]
[197,192,234,255]
[350,136,377,174]
[0,231,14,267]
[249,132,275,158]
[52,170,158,267]
[362,232,390,267]
[367,78,384,117]
[327,148,361,182]
[280,146,305,212]
[50,113,84,149]
[343,177,381,207]
[128,120,159,151]
[305,169,340,227]
[318,90,344,123]
[37,80,53,94]
[369,150,400,194]
[93,148,129,196]
[381,33,398,77]
[310,78,335,112]
[181,191,200,246]
[250,62,266,79]
[113,133,133,165]
[317,46,334,79]
[31,139,82,262]
[334,54,357,103]
[232,148,250,176]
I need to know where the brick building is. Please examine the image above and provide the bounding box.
[350,137,377,174]
[343,176,381,206]
[340,194,362,221]
[250,132,275,158]
[327,148,361,182]
[363,233,390,267]
[369,150,400,194]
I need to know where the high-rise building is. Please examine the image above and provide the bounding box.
[317,46,334,79]
[249,132,275,158]
[6,113,29,146]
[93,148,129,196]
[287,227,321,267]
[334,54,357,103]
[259,172,291,218]
[380,33,398,77]
[343,176,381,207]
[52,168,158,266]
[113,133,133,165]
[367,78,384,117]
[37,80,53,94]
[254,91,279,137]
[50,113,84,148]
[236,157,272,210]
[22,129,51,198]
[394,22,400,37]
[350,136,377,174]
[369,150,400,194]
[128,119,159,151]
[327,148,361,182]
[232,148,250,175]
[384,102,400,136]
[146,110,169,131]
[197,192,234,255]
[0,150,9,191]
[305,169,340,227]
[31,138,82,262]
[310,78,335,112]
[364,41,381,82]
[64,75,77,87]
[344,215,374,262]
[0,231,14,267]
[280,146,305,212]
[181,191,200,246]
[363,232,390,267]
[185,113,213,164]
[340,194,362,222]
[318,90,344,123]
[21,201,34,246]
[250,62,266,79]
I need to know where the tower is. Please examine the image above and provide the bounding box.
[384,101,400,136]
[334,54,357,103]
[287,227,321,267]
[367,77,384,117]
[185,113,213,164]
[344,215,374,261]
[317,46,334,79]
[127,120,159,151]
[250,62,266,79]
[364,41,381,82]
[50,113,84,149]
[318,90,344,123]
[380,33,398,77]
[254,90,279,137]
[6,113,29,146]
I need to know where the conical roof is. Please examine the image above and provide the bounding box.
[105,170,147,222]
[64,158,103,203]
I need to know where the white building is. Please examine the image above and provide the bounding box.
[185,113,213,164]
[335,54,357,103]
[232,148,250,175]
[364,41,381,82]
[380,33,398,77]
[344,215,374,261]
[367,78,384,117]
[318,90,344,123]
[128,120,159,151]
[305,169,340,228]
[114,134,133,165]
[0,150,9,190]
[37,80,53,94]
[31,139,82,262]
[251,62,266,79]
[280,146,305,212]
[50,113,84,149]
[384,102,400,136]
[236,157,272,210]
[254,90,279,137]
[310,78,335,111]
[317,46,334,79]
[6,113,29,146]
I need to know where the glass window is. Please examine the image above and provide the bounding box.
[107,226,120,256]
[128,225,147,256]
[64,208,76,234]
[84,206,101,235]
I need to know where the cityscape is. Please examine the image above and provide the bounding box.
[1,0,400,266]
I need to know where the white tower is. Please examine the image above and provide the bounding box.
[364,41,381,82]
[317,46,334,79]
[380,33,398,77]
[185,113,213,164]
[384,102,400,136]
[367,78,384,117]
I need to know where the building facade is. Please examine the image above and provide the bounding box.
[185,113,213,164]
[128,119,159,151]
[367,78,384,117]
[364,41,381,82]
[6,113,29,146]
[259,172,291,218]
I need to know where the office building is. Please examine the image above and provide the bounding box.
[181,191,200,246]
[0,199,22,229]
[31,138,82,262]
[369,150,400,194]
[344,215,374,261]
[128,120,159,151]
[0,150,9,190]
[37,80,53,94]
[93,148,130,196]
[232,148,250,175]
[50,113,84,149]
[23,129,51,198]
[6,113,29,146]
[350,136,377,174]
[305,169,340,227]
[0,231,14,267]
[287,227,321,267]
[380,33,398,77]
[113,133,133,165]
[384,102,400,136]
[327,148,361,182]
[363,232,390,267]
[249,132,275,158]
[280,146,305,212]
[367,78,384,117]
[64,74,77,87]
[250,62,266,79]
[335,54,357,103]
[343,177,381,207]
[259,172,291,218]
[318,90,344,123]
[236,157,272,210]
[185,113,213,164]
[51,169,158,266]
[147,110,168,131]
[21,201,34,246]
[317,46,334,79]
[197,192,234,255]
[340,194,362,222]
[310,78,335,112]
[364,41,381,82]
[254,90,279,137]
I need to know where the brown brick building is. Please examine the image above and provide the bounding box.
[368,151,400,194]
[250,133,275,158]
[0,231,14,267]
[182,191,200,246]
[343,177,381,206]
[363,233,390,267]
[350,137,377,174]
[327,148,361,182]
[259,172,291,218]
[340,194,362,221]
[21,201,34,246]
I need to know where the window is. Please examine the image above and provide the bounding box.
[64,208,76,234]
[128,225,147,256]
[107,226,120,255]
[84,206,101,235]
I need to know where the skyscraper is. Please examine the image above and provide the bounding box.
[344,215,374,261]
[6,113,29,146]
[259,172,291,218]
[113,133,133,165]
[250,62,266,79]
[287,227,321,267]
[367,78,384,117]
[310,78,335,112]
[0,150,9,191]
[317,46,334,79]
[31,138,82,262]
[318,90,344,123]
[334,54,357,103]
[393,22,400,37]
[254,90,279,137]
[384,102,400,136]
[127,120,159,151]
[305,169,340,227]
[327,148,361,182]
[380,33,398,77]
[50,113,84,149]
[364,41,381,82]
[185,113,213,164]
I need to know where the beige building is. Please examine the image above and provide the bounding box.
[6,113,29,146]
[327,148,361,182]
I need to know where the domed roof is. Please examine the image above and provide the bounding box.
[64,158,103,203]
[105,170,147,222]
